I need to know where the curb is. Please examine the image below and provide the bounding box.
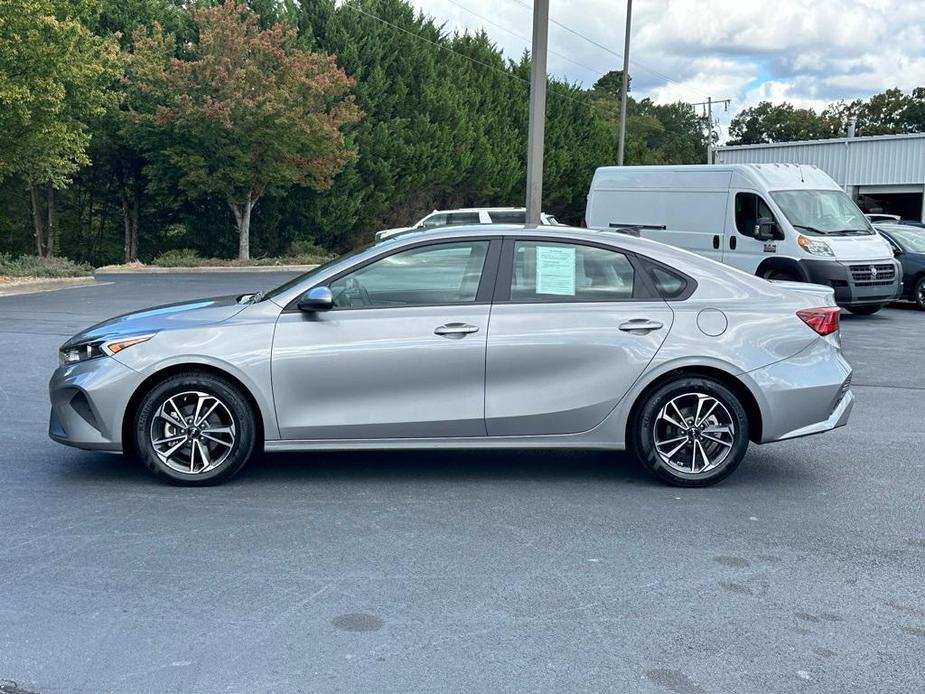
[0,276,99,297]
[95,264,318,275]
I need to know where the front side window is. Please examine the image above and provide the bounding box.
[735,193,776,237]
[330,241,490,308]
[770,189,874,235]
[510,241,635,302]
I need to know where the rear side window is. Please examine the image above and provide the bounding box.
[488,210,526,224]
[647,264,688,299]
[510,241,635,301]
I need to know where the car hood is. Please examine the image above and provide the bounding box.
[820,233,894,261]
[62,295,248,348]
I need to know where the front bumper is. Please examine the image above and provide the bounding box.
[48,357,144,452]
[800,258,901,307]
[746,337,854,443]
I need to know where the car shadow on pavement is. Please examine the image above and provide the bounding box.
[59,446,816,489]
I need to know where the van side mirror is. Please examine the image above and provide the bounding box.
[298,286,333,312]
[754,217,781,242]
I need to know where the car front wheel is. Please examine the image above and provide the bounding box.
[134,371,257,485]
[914,276,925,310]
[633,376,750,487]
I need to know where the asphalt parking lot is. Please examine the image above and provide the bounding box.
[1,272,923,694]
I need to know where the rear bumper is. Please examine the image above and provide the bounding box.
[746,337,854,443]
[800,258,901,307]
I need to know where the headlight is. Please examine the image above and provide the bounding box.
[797,235,835,257]
[59,334,154,365]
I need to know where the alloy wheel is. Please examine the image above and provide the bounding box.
[652,392,736,474]
[149,390,236,474]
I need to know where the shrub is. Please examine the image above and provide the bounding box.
[151,249,201,267]
[0,254,92,278]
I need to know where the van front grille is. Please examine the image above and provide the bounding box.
[848,263,895,286]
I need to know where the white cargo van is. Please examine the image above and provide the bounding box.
[585,164,901,314]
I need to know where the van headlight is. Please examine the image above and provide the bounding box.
[59,334,154,365]
[797,235,835,257]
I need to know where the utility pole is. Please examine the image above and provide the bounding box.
[616,0,633,166]
[689,97,730,163]
[524,0,549,227]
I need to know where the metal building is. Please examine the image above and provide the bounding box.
[715,133,925,222]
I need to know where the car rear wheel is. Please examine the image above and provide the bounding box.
[633,376,750,487]
[134,372,257,485]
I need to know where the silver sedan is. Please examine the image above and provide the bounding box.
[49,225,854,486]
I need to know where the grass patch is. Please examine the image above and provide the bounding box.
[0,253,92,278]
[151,248,330,267]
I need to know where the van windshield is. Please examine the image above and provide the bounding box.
[770,189,874,236]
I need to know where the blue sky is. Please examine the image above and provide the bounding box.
[411,0,925,139]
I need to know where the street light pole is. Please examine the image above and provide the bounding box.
[616,0,633,166]
[524,0,549,227]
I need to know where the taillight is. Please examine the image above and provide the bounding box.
[797,307,840,336]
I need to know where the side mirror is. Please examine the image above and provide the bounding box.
[297,286,333,312]
[754,217,780,242]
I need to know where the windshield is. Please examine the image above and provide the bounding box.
[260,243,373,301]
[770,189,874,236]
[888,228,925,253]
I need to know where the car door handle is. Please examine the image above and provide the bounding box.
[618,319,664,334]
[434,322,480,337]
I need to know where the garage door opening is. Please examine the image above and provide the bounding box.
[858,192,924,222]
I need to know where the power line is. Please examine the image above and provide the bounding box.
[442,0,604,79]
[507,0,711,101]
[340,2,599,111]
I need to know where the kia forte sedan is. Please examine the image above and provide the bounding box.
[50,225,854,486]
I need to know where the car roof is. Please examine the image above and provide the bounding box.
[427,207,529,213]
[374,223,697,259]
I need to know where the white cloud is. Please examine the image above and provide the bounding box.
[406,0,925,141]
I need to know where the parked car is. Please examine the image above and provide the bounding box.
[875,222,925,310]
[585,163,901,315]
[865,213,901,223]
[50,224,853,487]
[375,207,559,240]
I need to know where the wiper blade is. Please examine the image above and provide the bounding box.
[792,224,827,235]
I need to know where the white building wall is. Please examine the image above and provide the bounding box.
[715,133,925,188]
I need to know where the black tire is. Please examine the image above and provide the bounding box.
[133,371,257,486]
[762,270,799,282]
[845,304,883,315]
[632,376,750,487]
[914,276,925,311]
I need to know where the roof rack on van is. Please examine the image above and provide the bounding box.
[606,223,667,237]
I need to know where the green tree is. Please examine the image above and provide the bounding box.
[727,101,840,145]
[133,1,361,259]
[0,0,120,256]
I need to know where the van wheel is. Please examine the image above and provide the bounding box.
[632,376,750,487]
[133,371,257,486]
[762,270,799,282]
[845,304,883,315]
